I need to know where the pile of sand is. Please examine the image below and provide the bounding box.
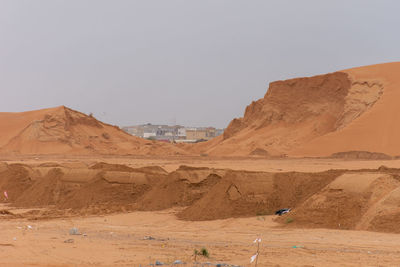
[193,62,400,158]
[0,161,168,214]
[138,166,227,211]
[14,168,70,207]
[330,151,393,160]
[4,160,400,233]
[0,164,34,201]
[275,171,400,231]
[178,169,342,220]
[0,106,187,156]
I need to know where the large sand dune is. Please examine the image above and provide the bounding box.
[195,62,400,157]
[0,106,186,156]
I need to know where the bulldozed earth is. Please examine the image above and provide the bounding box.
[2,156,400,266]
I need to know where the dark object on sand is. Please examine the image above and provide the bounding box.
[275,208,291,216]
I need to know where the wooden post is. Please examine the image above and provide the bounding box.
[255,240,260,267]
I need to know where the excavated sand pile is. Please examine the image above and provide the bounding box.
[276,171,400,231]
[194,62,400,157]
[3,161,400,233]
[178,169,342,220]
[138,166,227,211]
[0,106,187,156]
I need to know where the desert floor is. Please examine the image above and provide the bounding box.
[1,156,400,266]
[2,208,400,266]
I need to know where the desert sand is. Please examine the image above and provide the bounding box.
[2,62,400,266]
[194,62,400,158]
[1,156,400,266]
[0,106,187,156]
[3,207,400,267]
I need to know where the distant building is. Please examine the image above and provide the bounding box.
[186,127,216,141]
[177,128,186,138]
[123,124,223,142]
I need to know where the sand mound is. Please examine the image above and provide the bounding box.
[89,162,167,175]
[278,172,400,230]
[89,162,135,172]
[195,62,399,157]
[4,160,400,234]
[0,106,187,156]
[138,166,226,211]
[178,170,342,220]
[0,164,34,202]
[0,162,168,214]
[249,148,271,157]
[13,168,71,207]
[330,151,393,160]
[59,176,150,213]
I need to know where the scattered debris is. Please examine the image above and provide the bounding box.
[69,228,80,235]
[155,260,163,265]
[251,237,261,265]
[275,208,291,216]
[64,239,74,243]
[144,236,156,240]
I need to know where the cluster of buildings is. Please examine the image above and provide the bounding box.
[122,124,224,143]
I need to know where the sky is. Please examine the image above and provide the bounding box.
[0,1,399,128]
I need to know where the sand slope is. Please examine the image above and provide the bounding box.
[3,160,400,233]
[0,106,186,156]
[292,62,400,157]
[197,62,399,157]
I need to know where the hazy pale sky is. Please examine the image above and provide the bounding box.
[1,1,399,128]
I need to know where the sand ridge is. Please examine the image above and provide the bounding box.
[0,106,187,156]
[2,160,400,234]
[192,62,399,158]
[2,62,398,159]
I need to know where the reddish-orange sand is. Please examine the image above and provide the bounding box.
[2,62,400,266]
[2,158,400,232]
[1,208,400,266]
[0,106,187,156]
[193,62,400,158]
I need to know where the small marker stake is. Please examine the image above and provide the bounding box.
[251,237,261,266]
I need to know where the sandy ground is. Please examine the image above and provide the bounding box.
[2,156,400,266]
[3,155,400,173]
[1,208,400,267]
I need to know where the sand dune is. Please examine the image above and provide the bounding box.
[195,62,400,158]
[0,106,186,156]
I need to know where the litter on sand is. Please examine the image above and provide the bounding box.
[275,208,291,216]
[69,228,80,235]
